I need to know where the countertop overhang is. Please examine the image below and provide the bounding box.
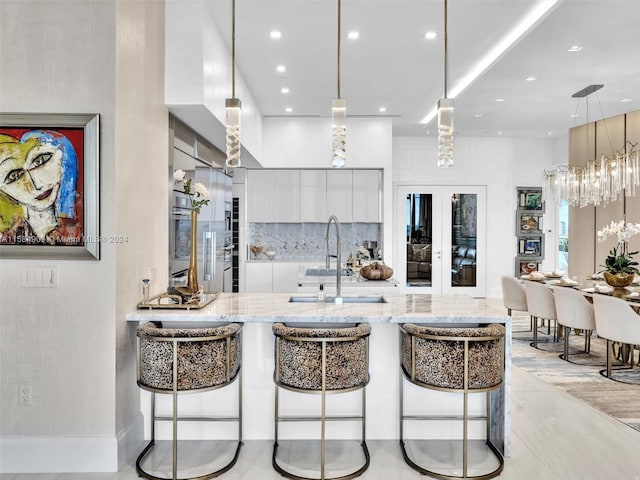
[126,292,510,325]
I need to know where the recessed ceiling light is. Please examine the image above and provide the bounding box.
[270,30,282,39]
[497,131,502,135]
[473,113,483,118]
[621,98,633,103]
[547,131,552,136]
[285,107,292,113]
[424,31,437,40]
[348,31,359,40]
[495,98,506,102]
[276,65,286,73]
[419,0,560,125]
[568,45,583,52]
[569,113,579,118]
[425,130,431,134]
[525,76,538,81]
[379,107,387,113]
[280,87,289,94]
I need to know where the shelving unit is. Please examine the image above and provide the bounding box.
[515,186,544,276]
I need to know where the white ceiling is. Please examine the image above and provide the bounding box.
[207,0,640,139]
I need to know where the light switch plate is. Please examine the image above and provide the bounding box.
[21,267,58,288]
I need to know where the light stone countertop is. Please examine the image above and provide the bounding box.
[126,292,510,325]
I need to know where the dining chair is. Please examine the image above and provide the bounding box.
[501,275,531,332]
[524,280,558,349]
[553,286,596,363]
[593,294,640,384]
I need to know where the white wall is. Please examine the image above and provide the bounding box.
[261,116,394,258]
[0,0,167,472]
[114,0,168,470]
[393,136,558,298]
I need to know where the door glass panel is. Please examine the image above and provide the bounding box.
[558,200,569,271]
[405,193,433,286]
[451,193,477,287]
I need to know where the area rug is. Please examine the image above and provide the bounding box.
[508,310,640,433]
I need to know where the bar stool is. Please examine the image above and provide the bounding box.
[136,321,243,480]
[272,322,371,480]
[399,323,505,480]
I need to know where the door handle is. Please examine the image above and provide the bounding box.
[211,232,217,281]
[203,232,213,280]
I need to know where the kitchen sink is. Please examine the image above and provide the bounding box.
[289,295,386,304]
[304,268,353,277]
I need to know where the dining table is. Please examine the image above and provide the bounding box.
[520,272,640,365]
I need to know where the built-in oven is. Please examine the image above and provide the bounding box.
[169,189,191,285]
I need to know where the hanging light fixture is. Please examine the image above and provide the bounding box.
[225,0,241,168]
[437,0,454,168]
[332,0,346,168]
[543,84,640,207]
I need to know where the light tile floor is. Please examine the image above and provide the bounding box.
[2,363,640,479]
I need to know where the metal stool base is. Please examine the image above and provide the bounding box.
[272,440,370,480]
[136,439,242,480]
[399,439,503,480]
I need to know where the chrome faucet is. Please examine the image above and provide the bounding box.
[325,215,342,299]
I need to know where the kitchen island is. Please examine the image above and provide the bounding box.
[127,292,511,455]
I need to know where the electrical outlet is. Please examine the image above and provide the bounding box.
[18,384,32,406]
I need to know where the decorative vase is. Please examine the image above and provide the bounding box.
[603,271,634,289]
[186,209,200,295]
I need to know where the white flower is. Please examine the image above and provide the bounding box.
[597,220,640,243]
[173,169,186,182]
[194,182,210,199]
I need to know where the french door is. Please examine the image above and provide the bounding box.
[395,185,486,297]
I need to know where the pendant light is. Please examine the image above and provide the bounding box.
[332,0,346,168]
[437,0,454,168]
[225,0,241,168]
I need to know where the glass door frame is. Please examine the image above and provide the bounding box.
[395,185,486,297]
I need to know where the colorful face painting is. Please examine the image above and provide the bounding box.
[0,128,84,245]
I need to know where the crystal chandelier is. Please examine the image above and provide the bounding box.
[437,0,454,168]
[544,144,640,207]
[332,0,346,168]
[543,85,640,207]
[225,0,241,168]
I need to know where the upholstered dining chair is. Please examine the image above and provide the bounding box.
[501,275,531,332]
[593,294,640,384]
[553,286,596,363]
[524,280,558,349]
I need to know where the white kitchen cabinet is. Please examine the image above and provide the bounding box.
[300,170,327,222]
[246,169,274,222]
[245,262,273,292]
[273,169,301,222]
[326,170,353,222]
[247,168,382,224]
[272,263,301,293]
[352,169,381,222]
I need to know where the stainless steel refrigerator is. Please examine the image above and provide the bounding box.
[170,149,232,293]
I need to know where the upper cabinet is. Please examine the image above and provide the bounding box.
[274,170,301,222]
[353,169,381,222]
[326,170,353,222]
[246,169,274,222]
[300,170,327,222]
[247,169,301,222]
[247,168,382,223]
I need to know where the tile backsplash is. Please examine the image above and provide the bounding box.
[248,223,381,261]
